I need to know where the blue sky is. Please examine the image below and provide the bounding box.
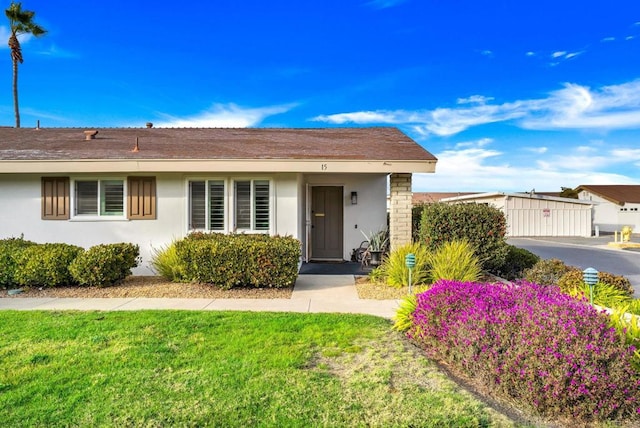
[2,0,640,192]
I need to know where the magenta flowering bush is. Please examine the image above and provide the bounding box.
[408,280,640,423]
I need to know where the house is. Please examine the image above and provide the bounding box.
[0,126,437,274]
[576,185,640,233]
[412,192,479,205]
[440,191,593,237]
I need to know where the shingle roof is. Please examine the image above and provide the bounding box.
[0,127,437,162]
[576,184,640,205]
[412,192,479,204]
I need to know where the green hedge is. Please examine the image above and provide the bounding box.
[14,243,83,287]
[494,244,540,280]
[418,202,508,274]
[0,236,36,288]
[173,233,300,289]
[70,243,140,287]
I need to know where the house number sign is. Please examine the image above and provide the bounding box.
[321,163,328,171]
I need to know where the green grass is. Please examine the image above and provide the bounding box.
[0,311,520,427]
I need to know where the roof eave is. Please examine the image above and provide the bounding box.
[0,158,437,174]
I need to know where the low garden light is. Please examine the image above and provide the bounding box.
[405,253,416,294]
[583,267,598,305]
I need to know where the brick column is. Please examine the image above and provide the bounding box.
[389,173,412,251]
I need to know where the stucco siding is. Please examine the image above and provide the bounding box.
[0,173,308,275]
[578,190,640,232]
[0,172,388,275]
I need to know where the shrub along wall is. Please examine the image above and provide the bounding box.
[14,243,83,287]
[0,239,140,288]
[0,236,36,288]
[174,233,301,289]
[70,243,140,287]
[418,202,508,274]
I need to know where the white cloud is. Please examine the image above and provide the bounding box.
[154,102,296,128]
[525,51,536,57]
[601,37,616,42]
[551,51,567,58]
[525,147,547,154]
[457,95,493,105]
[313,79,640,136]
[480,50,493,57]
[626,35,635,41]
[411,145,638,192]
[522,81,640,130]
[575,145,596,153]
[453,138,493,150]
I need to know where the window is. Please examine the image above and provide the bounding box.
[234,180,270,231]
[42,177,70,220]
[189,180,226,231]
[128,177,156,219]
[75,180,124,217]
[187,178,271,232]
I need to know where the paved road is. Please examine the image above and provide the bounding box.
[507,236,640,297]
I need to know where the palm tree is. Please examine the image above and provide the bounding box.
[5,2,46,128]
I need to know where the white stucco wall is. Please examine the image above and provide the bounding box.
[0,174,185,275]
[0,173,303,275]
[578,190,640,232]
[0,172,386,275]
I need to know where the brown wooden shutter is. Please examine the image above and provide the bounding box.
[128,177,156,219]
[41,177,70,220]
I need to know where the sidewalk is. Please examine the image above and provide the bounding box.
[0,275,401,319]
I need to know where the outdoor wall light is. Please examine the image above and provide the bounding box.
[351,191,358,205]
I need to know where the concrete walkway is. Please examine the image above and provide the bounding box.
[0,275,401,319]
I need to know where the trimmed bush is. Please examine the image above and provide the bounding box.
[175,233,300,289]
[418,202,508,274]
[70,243,140,287]
[14,243,83,287]
[494,244,540,280]
[597,271,634,295]
[369,242,430,288]
[408,280,640,423]
[427,239,481,283]
[412,203,428,242]
[0,236,36,288]
[522,258,575,286]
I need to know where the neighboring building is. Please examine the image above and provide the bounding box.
[412,192,479,205]
[0,127,437,274]
[576,185,640,233]
[441,192,593,237]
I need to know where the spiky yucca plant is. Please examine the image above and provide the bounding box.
[427,239,482,283]
[369,242,430,288]
[150,242,187,282]
[608,306,640,370]
[393,294,417,332]
[566,280,633,310]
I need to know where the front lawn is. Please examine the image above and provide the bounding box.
[0,311,519,427]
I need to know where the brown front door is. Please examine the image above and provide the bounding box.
[311,186,344,259]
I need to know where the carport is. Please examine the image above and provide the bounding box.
[441,192,594,237]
